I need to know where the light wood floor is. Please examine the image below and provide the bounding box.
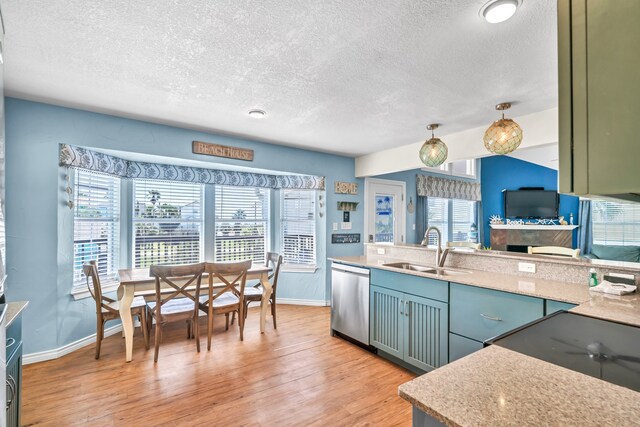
[22,305,415,426]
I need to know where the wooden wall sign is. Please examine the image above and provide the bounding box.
[335,181,358,195]
[192,141,254,161]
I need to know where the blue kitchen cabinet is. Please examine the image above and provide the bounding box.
[545,300,577,315]
[449,332,483,363]
[450,283,544,343]
[370,270,449,371]
[370,285,404,359]
[404,293,448,371]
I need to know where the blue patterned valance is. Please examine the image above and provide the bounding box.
[59,144,325,190]
[416,174,481,201]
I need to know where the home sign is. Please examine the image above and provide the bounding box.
[334,181,358,195]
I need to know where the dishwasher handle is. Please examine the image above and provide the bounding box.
[331,264,370,277]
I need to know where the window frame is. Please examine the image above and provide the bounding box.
[426,197,478,247]
[71,170,121,295]
[279,189,317,272]
[131,179,205,268]
[592,199,640,246]
[213,185,271,264]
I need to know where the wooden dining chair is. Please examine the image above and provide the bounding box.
[528,246,581,258]
[83,261,150,359]
[148,263,206,362]
[197,260,252,352]
[233,252,282,329]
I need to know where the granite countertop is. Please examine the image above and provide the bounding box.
[398,345,640,427]
[330,256,592,305]
[571,292,640,327]
[6,301,28,327]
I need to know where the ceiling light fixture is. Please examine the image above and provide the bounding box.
[419,124,448,167]
[480,0,521,24]
[248,109,266,119]
[483,102,523,155]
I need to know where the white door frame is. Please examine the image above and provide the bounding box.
[364,178,406,244]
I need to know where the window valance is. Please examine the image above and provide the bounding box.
[59,144,325,190]
[416,174,481,201]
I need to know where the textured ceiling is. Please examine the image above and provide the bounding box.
[2,0,558,157]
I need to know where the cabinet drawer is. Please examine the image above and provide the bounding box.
[450,283,544,342]
[546,300,577,315]
[449,333,483,363]
[7,315,22,361]
[371,269,448,303]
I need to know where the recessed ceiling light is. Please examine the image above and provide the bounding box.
[480,0,521,24]
[248,109,266,119]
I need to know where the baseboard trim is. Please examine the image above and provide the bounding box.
[23,324,123,365]
[23,300,329,364]
[277,298,330,307]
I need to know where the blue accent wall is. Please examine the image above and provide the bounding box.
[5,98,363,354]
[480,156,580,248]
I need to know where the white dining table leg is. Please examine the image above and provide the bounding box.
[259,272,272,334]
[118,285,136,362]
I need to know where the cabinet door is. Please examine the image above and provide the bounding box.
[403,294,448,371]
[586,0,640,195]
[449,333,483,363]
[6,343,22,427]
[369,285,404,358]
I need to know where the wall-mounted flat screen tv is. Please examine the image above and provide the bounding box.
[503,190,559,219]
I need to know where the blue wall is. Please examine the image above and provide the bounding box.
[5,98,363,354]
[480,156,580,248]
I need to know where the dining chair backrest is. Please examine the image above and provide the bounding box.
[527,246,581,258]
[265,252,283,291]
[202,260,252,303]
[149,263,206,316]
[83,260,114,314]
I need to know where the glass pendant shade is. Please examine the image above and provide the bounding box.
[419,137,448,167]
[483,103,523,155]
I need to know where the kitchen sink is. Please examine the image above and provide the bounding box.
[382,263,470,276]
[382,262,433,272]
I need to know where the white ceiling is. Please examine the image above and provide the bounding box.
[2,0,558,157]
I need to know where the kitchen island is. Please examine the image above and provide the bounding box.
[330,252,640,426]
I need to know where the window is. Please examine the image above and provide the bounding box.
[281,190,316,267]
[592,200,640,245]
[132,180,203,268]
[426,197,477,246]
[73,171,120,286]
[215,186,269,263]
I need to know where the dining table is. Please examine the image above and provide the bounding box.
[117,264,272,362]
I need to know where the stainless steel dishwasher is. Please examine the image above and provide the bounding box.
[331,263,370,346]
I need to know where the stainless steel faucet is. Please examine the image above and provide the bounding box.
[423,226,444,267]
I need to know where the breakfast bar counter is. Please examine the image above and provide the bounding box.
[398,345,640,427]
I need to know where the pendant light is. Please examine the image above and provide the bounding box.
[483,102,523,155]
[419,124,448,167]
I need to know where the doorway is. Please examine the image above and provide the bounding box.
[364,178,406,244]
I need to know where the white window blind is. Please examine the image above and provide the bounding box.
[451,199,476,242]
[281,190,316,267]
[427,197,477,246]
[215,186,269,263]
[73,171,120,287]
[132,180,203,268]
[427,198,449,246]
[592,200,640,245]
